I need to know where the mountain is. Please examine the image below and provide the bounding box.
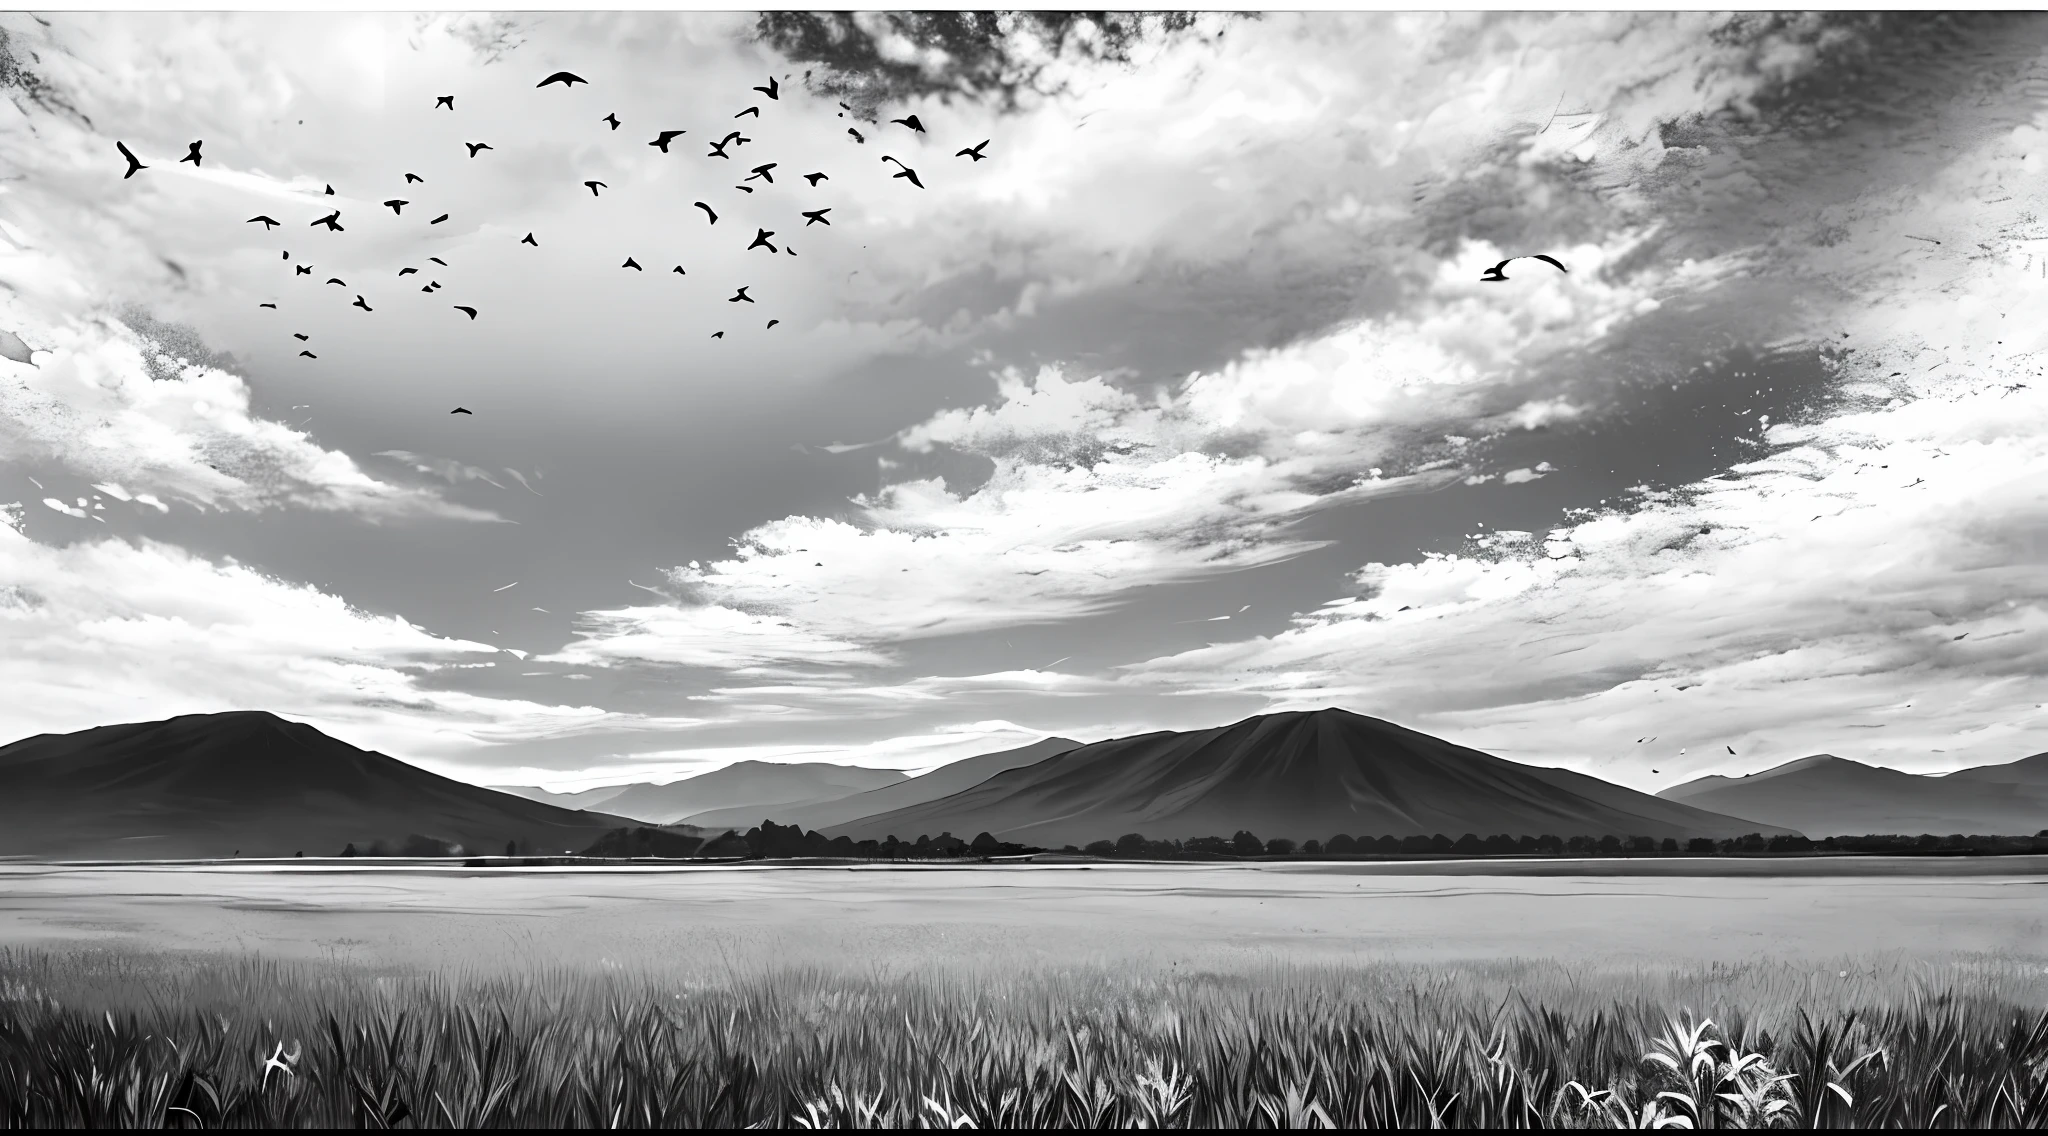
[1659,753,2048,836]
[0,711,638,860]
[679,737,1082,830]
[486,783,637,811]
[596,761,911,825]
[1941,751,2048,787]
[824,708,1790,846]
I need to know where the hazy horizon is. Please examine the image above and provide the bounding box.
[7,12,2048,792]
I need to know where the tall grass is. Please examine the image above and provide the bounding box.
[1,948,2044,1127]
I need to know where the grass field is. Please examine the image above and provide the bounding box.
[3,947,2047,1128]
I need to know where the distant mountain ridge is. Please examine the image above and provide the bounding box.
[680,737,1082,831]
[825,708,1791,845]
[0,711,637,860]
[596,761,910,825]
[1659,752,2048,837]
[488,783,636,811]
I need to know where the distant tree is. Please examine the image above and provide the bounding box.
[341,843,357,857]
[856,839,879,858]
[1628,836,1656,855]
[1536,835,1564,854]
[1482,834,1515,854]
[1115,833,1150,857]
[1565,836,1591,855]
[505,840,517,857]
[1452,834,1483,855]
[1265,838,1297,856]
[1301,839,1322,856]
[1084,839,1116,856]
[1660,837,1679,853]
[1596,835,1622,855]
[1326,834,1357,854]
[1061,844,1080,853]
[1379,836,1405,854]
[1401,835,1434,854]
[1185,836,1232,855]
[1514,835,1538,854]
[970,832,1002,853]
[830,835,856,855]
[1231,830,1264,856]
[1429,834,1455,854]
[1687,838,1716,854]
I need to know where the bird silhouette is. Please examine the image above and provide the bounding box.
[465,142,493,157]
[671,265,686,275]
[693,201,717,224]
[537,71,586,89]
[324,184,334,195]
[584,180,606,196]
[956,139,989,161]
[622,256,642,270]
[766,319,780,329]
[734,185,754,194]
[430,213,448,224]
[748,228,778,252]
[520,233,537,246]
[421,286,434,293]
[891,114,925,133]
[802,208,831,226]
[802,171,828,186]
[399,267,418,275]
[405,172,424,184]
[116,141,146,178]
[295,264,312,275]
[754,76,780,100]
[746,162,777,183]
[282,250,289,259]
[430,257,447,266]
[248,215,280,229]
[735,106,760,119]
[729,287,753,303]
[352,295,372,311]
[312,211,343,231]
[1727,745,1736,754]
[299,350,316,358]
[435,95,454,110]
[383,199,407,214]
[1480,255,1567,281]
[293,333,308,340]
[786,246,796,256]
[179,141,203,166]
[451,406,472,414]
[259,302,277,309]
[882,156,924,188]
[649,130,686,152]
[603,112,621,130]
[847,127,864,143]
[711,331,724,339]
[326,277,346,286]
[454,305,478,320]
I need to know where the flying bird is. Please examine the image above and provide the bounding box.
[451,406,472,414]
[116,141,146,178]
[179,141,203,166]
[802,171,828,186]
[746,162,777,183]
[258,302,276,309]
[956,139,989,161]
[728,287,753,303]
[671,265,685,275]
[399,267,418,275]
[453,305,477,320]
[299,350,316,358]
[537,71,586,89]
[465,142,493,157]
[429,257,447,266]
[711,331,724,339]
[282,250,290,259]
[325,277,346,286]
[405,172,424,184]
[383,199,407,214]
[430,213,448,224]
[1480,254,1568,282]
[248,215,280,229]
[603,112,621,130]
[881,155,924,188]
[847,127,864,143]
[622,256,642,270]
[802,208,831,226]
[584,180,606,196]
[891,114,925,133]
[734,185,754,194]
[324,184,334,195]
[693,201,717,224]
[294,264,312,275]
[649,129,686,152]
[1727,745,1736,755]
[435,95,454,110]
[766,319,779,329]
[312,211,343,231]
[352,295,372,311]
[521,232,537,246]
[293,333,308,340]
[754,76,780,100]
[735,106,760,119]
[748,228,777,252]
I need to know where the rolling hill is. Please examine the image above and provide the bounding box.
[679,737,1082,830]
[0,711,638,860]
[1658,753,2048,836]
[596,761,910,825]
[824,708,1791,846]
[1941,751,2048,788]
[486,783,636,811]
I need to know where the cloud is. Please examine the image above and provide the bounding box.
[374,450,506,490]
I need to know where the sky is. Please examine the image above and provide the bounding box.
[5,10,2048,792]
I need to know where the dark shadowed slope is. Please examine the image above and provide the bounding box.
[486,783,638,811]
[1659,754,2048,837]
[597,761,910,825]
[679,737,1082,830]
[1942,751,2048,788]
[0,711,636,859]
[825,709,1790,845]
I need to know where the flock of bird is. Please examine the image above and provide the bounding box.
[112,69,994,415]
